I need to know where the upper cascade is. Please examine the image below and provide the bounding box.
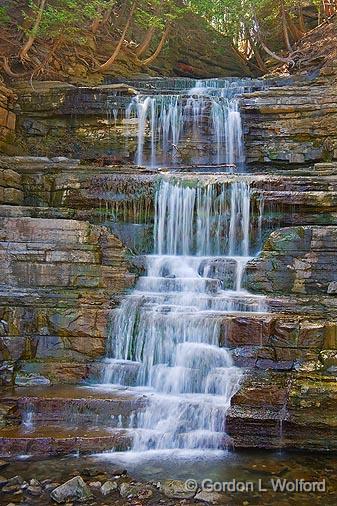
[121,79,250,169]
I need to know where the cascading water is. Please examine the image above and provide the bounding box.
[100,177,266,452]
[124,79,246,169]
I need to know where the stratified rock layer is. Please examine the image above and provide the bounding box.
[242,84,337,165]
[0,164,136,388]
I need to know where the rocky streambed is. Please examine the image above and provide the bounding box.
[1,450,337,505]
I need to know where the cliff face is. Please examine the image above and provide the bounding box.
[241,81,337,166]
[0,158,137,389]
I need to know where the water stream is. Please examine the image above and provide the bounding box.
[100,177,266,452]
[124,79,247,168]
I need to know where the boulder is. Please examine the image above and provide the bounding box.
[100,480,118,496]
[50,476,93,503]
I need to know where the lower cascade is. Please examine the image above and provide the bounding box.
[100,177,266,452]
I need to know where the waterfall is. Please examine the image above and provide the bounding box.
[125,79,246,169]
[100,178,266,452]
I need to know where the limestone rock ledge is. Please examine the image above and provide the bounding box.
[241,85,337,165]
[246,226,337,295]
[0,216,135,385]
[227,369,337,450]
[0,167,23,205]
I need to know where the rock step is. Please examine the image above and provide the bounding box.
[227,370,337,450]
[0,385,147,423]
[0,426,132,457]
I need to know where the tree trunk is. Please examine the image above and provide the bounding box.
[245,29,268,73]
[286,12,304,39]
[136,0,164,57]
[19,0,47,61]
[91,5,114,33]
[298,0,306,32]
[138,23,171,66]
[136,27,156,56]
[95,2,136,72]
[280,0,293,51]
[260,37,294,64]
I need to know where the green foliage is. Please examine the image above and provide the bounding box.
[0,6,10,25]
[135,0,187,31]
[22,0,112,42]
[189,0,319,43]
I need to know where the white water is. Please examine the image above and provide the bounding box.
[100,178,266,452]
[125,79,246,168]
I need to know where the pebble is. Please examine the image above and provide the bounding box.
[45,482,61,491]
[0,475,9,486]
[0,460,9,470]
[2,484,21,494]
[89,480,102,488]
[7,476,23,486]
[27,484,42,496]
[194,490,225,504]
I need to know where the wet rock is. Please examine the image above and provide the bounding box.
[7,476,23,486]
[328,281,337,294]
[88,481,101,489]
[2,484,21,494]
[0,475,8,486]
[159,480,196,499]
[82,467,102,477]
[100,480,118,496]
[50,476,93,503]
[242,85,337,166]
[27,485,42,496]
[15,372,50,386]
[194,490,225,504]
[45,482,61,492]
[246,226,337,295]
[92,473,107,482]
[30,478,40,486]
[0,459,9,469]
[119,481,153,499]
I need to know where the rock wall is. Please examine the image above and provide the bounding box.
[241,83,337,165]
[0,168,23,205]
[0,161,136,387]
[2,75,337,452]
[13,82,137,159]
[226,220,337,449]
[246,226,337,295]
[0,85,17,155]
